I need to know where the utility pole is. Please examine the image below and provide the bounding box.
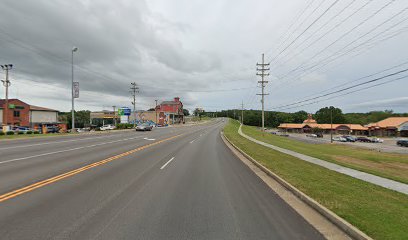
[330,107,333,143]
[112,105,116,126]
[130,82,139,128]
[155,99,158,126]
[71,47,78,132]
[1,64,12,127]
[256,53,269,132]
[241,101,244,125]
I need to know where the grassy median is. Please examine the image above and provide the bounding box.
[224,120,408,240]
[241,125,408,184]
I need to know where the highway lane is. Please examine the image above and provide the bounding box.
[0,120,324,239]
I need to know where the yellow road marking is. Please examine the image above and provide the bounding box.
[0,134,182,203]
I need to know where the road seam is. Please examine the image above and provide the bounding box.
[0,134,182,203]
[221,131,372,240]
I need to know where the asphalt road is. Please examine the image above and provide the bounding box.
[0,120,324,240]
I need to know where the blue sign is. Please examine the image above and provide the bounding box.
[119,107,131,116]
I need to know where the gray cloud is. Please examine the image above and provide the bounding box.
[0,0,407,113]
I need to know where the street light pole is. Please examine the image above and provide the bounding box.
[1,64,12,127]
[71,47,78,132]
[330,107,333,143]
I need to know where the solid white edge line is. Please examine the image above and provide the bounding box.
[160,157,175,170]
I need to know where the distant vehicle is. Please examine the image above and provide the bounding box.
[396,139,408,147]
[342,135,356,142]
[270,132,277,135]
[316,132,323,138]
[46,126,60,133]
[332,136,347,142]
[100,124,115,131]
[355,136,371,143]
[370,137,384,143]
[306,134,318,138]
[12,126,31,133]
[136,123,153,131]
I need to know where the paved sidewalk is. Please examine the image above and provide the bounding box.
[239,125,408,195]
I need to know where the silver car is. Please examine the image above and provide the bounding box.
[136,123,153,131]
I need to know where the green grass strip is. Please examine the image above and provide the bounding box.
[224,120,408,240]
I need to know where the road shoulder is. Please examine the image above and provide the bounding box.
[221,131,370,240]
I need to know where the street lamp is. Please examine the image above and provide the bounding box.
[1,64,13,127]
[71,47,78,132]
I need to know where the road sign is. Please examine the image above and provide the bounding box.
[118,107,131,116]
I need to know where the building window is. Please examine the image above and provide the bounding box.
[13,111,20,117]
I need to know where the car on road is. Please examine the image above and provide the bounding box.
[332,136,347,142]
[397,139,408,147]
[355,136,372,143]
[12,126,31,133]
[136,123,153,131]
[100,124,115,131]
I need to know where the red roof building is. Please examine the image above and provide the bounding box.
[156,97,184,125]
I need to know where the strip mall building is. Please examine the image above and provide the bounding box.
[278,114,368,135]
[278,115,408,137]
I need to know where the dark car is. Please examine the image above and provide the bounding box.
[316,132,323,138]
[397,140,408,147]
[355,136,371,142]
[46,126,60,133]
[342,135,356,142]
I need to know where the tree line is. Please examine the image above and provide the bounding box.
[203,107,408,128]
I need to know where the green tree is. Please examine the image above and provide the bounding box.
[314,106,346,124]
[183,109,190,116]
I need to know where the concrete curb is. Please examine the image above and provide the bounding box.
[221,131,372,240]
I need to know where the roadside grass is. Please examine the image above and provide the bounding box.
[241,125,408,184]
[224,120,408,240]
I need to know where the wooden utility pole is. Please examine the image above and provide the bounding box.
[112,106,116,126]
[130,82,139,128]
[155,99,158,126]
[1,64,12,127]
[256,54,269,132]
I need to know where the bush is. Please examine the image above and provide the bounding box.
[34,131,40,134]
[18,131,25,135]
[115,123,133,129]
[0,131,4,136]
[26,130,33,134]
[6,131,15,135]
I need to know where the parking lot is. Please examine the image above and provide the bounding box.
[270,131,408,155]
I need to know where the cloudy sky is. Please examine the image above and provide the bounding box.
[0,0,407,113]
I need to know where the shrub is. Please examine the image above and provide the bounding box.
[18,131,25,135]
[26,131,33,134]
[0,131,4,136]
[34,131,40,134]
[6,131,15,135]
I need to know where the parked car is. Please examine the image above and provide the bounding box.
[306,134,318,138]
[342,135,356,142]
[355,136,372,142]
[370,137,384,143]
[12,126,31,133]
[396,139,408,147]
[332,136,347,142]
[136,123,153,131]
[100,124,115,131]
[46,126,60,133]
[316,132,323,138]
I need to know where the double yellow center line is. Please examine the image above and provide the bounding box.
[0,134,182,203]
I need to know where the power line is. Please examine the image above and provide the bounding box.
[269,68,408,110]
[268,0,339,65]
